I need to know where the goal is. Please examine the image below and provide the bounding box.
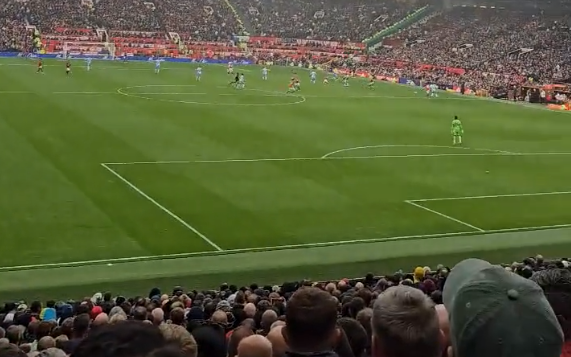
[62,41,116,59]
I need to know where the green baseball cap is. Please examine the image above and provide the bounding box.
[443,258,563,357]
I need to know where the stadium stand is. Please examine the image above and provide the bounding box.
[155,0,241,41]
[230,0,424,41]
[0,255,569,357]
[1,0,571,354]
[374,6,571,86]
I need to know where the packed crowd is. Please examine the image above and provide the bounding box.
[231,0,424,41]
[0,0,29,52]
[376,7,571,83]
[0,0,429,45]
[0,255,569,357]
[156,0,241,42]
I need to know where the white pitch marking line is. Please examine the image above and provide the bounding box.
[52,91,116,94]
[321,144,515,159]
[100,163,223,251]
[410,190,571,202]
[405,200,485,232]
[3,223,571,271]
[102,151,571,165]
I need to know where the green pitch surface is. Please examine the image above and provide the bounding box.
[1,58,570,300]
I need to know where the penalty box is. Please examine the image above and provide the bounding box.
[407,191,571,232]
[102,158,503,249]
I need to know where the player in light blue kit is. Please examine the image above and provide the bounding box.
[154,59,161,74]
[195,66,202,81]
[310,70,317,84]
[262,67,268,80]
[237,73,245,89]
[86,57,92,71]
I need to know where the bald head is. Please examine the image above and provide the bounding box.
[261,310,278,334]
[266,325,287,357]
[228,326,255,357]
[93,313,109,327]
[244,303,256,318]
[211,310,228,324]
[152,308,164,325]
[237,335,272,357]
[270,321,285,330]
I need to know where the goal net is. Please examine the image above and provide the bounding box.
[62,41,116,59]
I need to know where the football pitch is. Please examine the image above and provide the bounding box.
[1,58,571,300]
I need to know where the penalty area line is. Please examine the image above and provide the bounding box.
[100,163,223,251]
[405,200,485,232]
[102,151,571,165]
[409,190,571,202]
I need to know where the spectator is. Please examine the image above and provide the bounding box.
[434,305,449,354]
[152,308,165,326]
[191,317,227,357]
[0,343,26,357]
[158,324,197,357]
[73,321,168,357]
[337,318,368,357]
[41,348,66,357]
[61,313,90,355]
[237,335,273,357]
[6,326,23,345]
[92,313,109,327]
[355,308,372,344]
[266,325,287,357]
[283,287,339,355]
[133,307,147,321]
[260,310,278,336]
[37,336,56,351]
[229,326,255,357]
[530,268,571,354]
[443,258,564,357]
[371,285,442,357]
[169,308,185,326]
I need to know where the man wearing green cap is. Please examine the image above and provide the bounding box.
[443,258,563,357]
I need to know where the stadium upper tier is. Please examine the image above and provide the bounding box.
[0,0,426,41]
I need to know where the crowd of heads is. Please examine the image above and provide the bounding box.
[0,0,241,43]
[230,0,424,41]
[1,255,571,357]
[374,7,571,86]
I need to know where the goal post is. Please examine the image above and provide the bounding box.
[62,41,116,59]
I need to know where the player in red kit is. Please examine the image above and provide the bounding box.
[37,59,44,74]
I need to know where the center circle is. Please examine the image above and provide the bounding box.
[116,84,306,106]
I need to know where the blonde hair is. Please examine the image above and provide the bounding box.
[109,313,127,325]
[159,324,197,357]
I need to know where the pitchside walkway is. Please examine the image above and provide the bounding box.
[0,226,569,301]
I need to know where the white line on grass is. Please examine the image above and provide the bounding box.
[405,200,485,232]
[103,151,571,165]
[2,223,571,272]
[52,91,116,94]
[100,163,223,251]
[410,190,571,202]
[321,144,516,159]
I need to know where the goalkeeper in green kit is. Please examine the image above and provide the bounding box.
[451,115,463,145]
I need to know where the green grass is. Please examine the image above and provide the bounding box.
[0,57,570,300]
